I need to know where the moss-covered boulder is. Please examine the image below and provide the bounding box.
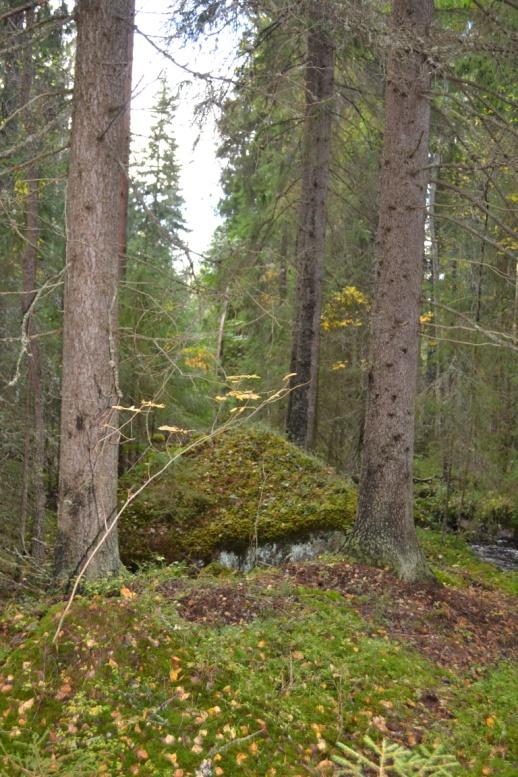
[119,427,357,566]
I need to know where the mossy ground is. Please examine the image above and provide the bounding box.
[118,427,357,567]
[418,528,518,596]
[0,538,516,777]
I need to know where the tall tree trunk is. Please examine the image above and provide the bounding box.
[17,6,46,561]
[286,0,334,450]
[55,0,135,584]
[20,168,46,562]
[351,0,435,583]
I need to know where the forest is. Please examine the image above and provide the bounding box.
[0,0,517,775]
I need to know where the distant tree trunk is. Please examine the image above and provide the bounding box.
[20,167,46,562]
[351,0,435,583]
[18,6,46,562]
[216,286,229,368]
[55,0,135,583]
[286,0,334,449]
[118,0,134,278]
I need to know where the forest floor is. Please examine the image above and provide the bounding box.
[0,530,517,777]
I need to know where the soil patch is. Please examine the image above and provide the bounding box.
[159,579,297,626]
[282,561,518,671]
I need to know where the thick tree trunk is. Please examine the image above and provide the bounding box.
[55,0,134,583]
[351,0,435,583]
[286,0,334,450]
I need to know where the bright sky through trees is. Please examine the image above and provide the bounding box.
[132,0,240,257]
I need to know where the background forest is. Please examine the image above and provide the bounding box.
[1,0,516,576]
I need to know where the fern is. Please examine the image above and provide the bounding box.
[332,735,460,777]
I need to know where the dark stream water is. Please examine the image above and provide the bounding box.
[470,539,518,571]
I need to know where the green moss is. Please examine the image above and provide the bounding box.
[118,427,357,566]
[1,569,515,776]
[418,528,518,596]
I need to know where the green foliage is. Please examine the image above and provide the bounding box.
[414,485,518,536]
[333,736,460,776]
[118,426,357,566]
[0,731,99,776]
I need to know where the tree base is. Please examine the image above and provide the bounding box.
[346,529,439,586]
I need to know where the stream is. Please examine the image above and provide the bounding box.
[470,539,518,571]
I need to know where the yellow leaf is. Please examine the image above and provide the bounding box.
[120,586,136,600]
[485,716,495,728]
[227,374,260,382]
[236,752,248,765]
[18,698,34,715]
[227,390,261,401]
[169,667,182,683]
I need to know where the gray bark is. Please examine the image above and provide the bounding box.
[352,0,435,583]
[286,0,334,450]
[55,0,134,583]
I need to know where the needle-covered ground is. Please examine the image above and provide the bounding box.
[1,532,517,777]
[118,427,357,567]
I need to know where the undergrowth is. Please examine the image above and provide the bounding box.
[0,561,516,777]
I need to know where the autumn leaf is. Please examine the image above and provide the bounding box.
[169,666,182,682]
[56,683,73,701]
[18,698,34,715]
[120,586,136,600]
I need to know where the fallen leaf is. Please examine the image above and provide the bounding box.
[56,683,72,701]
[170,667,182,682]
[18,698,34,715]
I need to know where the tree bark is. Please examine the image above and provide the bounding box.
[351,0,435,583]
[20,168,46,562]
[55,0,134,583]
[286,0,334,450]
